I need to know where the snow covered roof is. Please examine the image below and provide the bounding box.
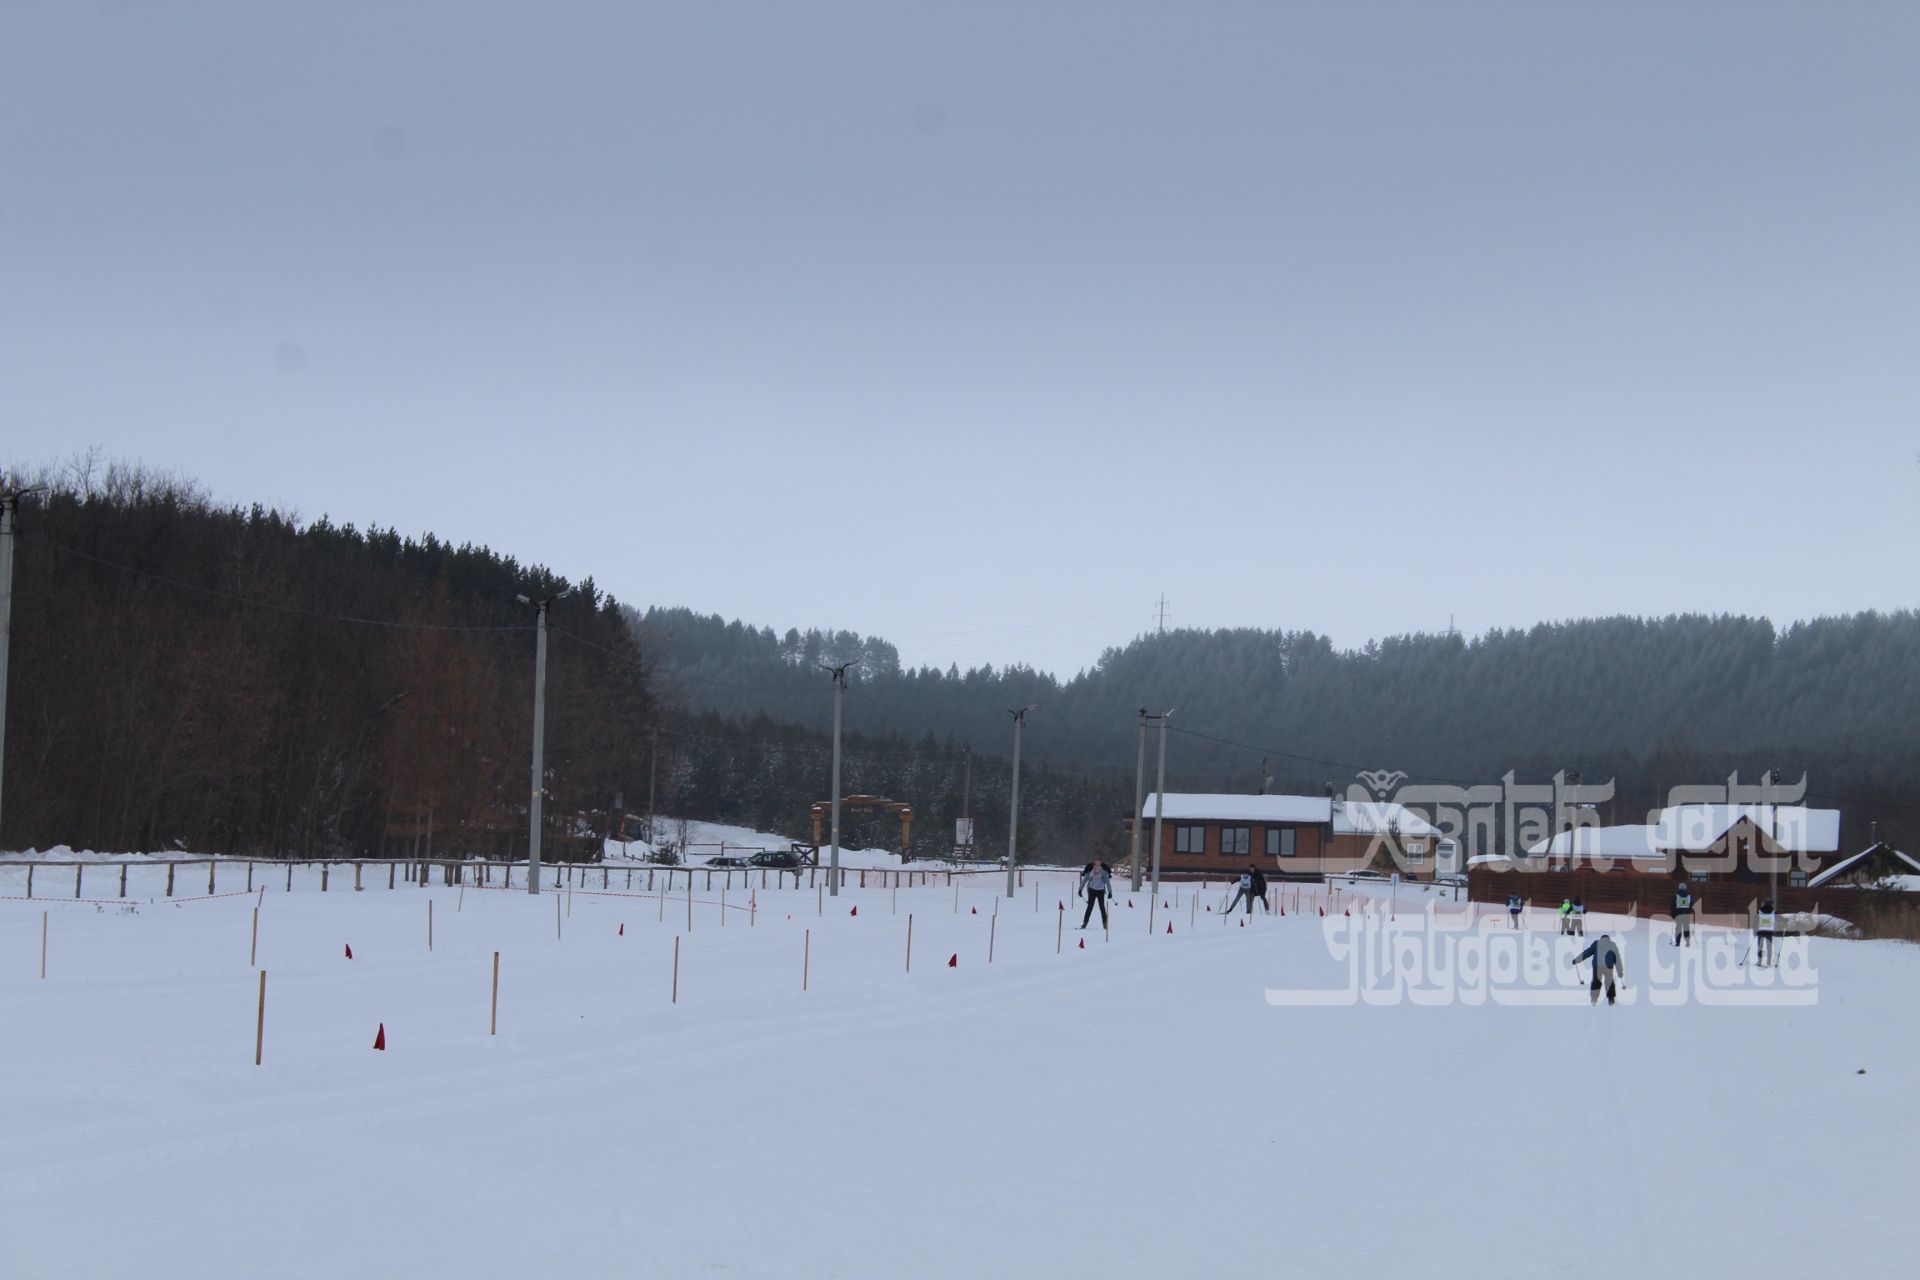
[1137,793,1437,837]
[1806,843,1920,889]
[1651,805,1841,854]
[1524,824,1664,861]
[1332,801,1439,838]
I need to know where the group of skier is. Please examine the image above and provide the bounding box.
[1072,864,1783,999]
[1073,860,1272,929]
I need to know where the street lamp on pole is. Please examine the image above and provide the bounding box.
[1006,706,1032,898]
[1128,707,1148,892]
[821,660,859,896]
[1148,708,1174,901]
[516,589,568,894]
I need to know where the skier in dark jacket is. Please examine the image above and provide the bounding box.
[1506,891,1524,928]
[1672,882,1695,947]
[1249,867,1269,913]
[1569,933,1625,1005]
[1078,860,1112,930]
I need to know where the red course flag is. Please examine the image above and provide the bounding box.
[850,906,858,917]
[373,1023,386,1051]
[1078,938,1086,949]
[1239,919,1246,928]
[344,944,353,959]
[618,923,625,936]
[947,953,958,968]
[1165,923,1173,934]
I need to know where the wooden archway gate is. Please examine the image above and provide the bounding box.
[809,795,914,859]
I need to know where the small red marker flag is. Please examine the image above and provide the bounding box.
[970,906,977,915]
[1078,938,1086,949]
[947,953,958,968]
[344,944,353,959]
[618,923,625,936]
[373,1023,386,1051]
[850,906,858,917]
[1166,923,1173,934]
[1240,919,1246,928]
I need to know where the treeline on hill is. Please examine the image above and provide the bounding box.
[643,606,1920,854]
[1,460,657,859]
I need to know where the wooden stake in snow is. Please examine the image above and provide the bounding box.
[40,910,48,979]
[254,970,266,1065]
[250,906,259,967]
[556,889,563,941]
[803,928,810,991]
[686,878,693,932]
[721,888,726,928]
[458,881,464,912]
[672,936,680,1004]
[490,952,499,1036]
[428,899,434,952]
[905,914,914,973]
[988,912,997,963]
[1057,903,1064,954]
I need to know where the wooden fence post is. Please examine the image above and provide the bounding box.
[491,952,500,1035]
[286,863,293,892]
[989,912,997,963]
[41,910,48,978]
[246,862,253,893]
[803,928,810,992]
[74,864,82,898]
[355,862,363,892]
[251,906,259,967]
[120,864,127,898]
[906,914,914,973]
[165,864,173,897]
[321,864,329,892]
[672,936,680,1004]
[208,861,216,894]
[254,970,266,1065]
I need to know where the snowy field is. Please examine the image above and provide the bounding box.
[4,856,1918,1279]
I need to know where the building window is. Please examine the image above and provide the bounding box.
[1266,828,1297,857]
[1175,825,1206,854]
[1406,840,1427,866]
[1789,870,1808,887]
[1220,827,1250,857]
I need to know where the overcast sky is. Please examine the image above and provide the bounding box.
[5,1,1917,675]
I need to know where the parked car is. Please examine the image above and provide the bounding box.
[747,849,804,870]
[705,854,749,867]
[1343,870,1390,881]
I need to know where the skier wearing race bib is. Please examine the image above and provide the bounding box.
[1672,882,1695,946]
[1078,860,1112,930]
[1506,891,1524,928]
[1755,898,1778,967]
[1557,898,1574,936]
[1570,897,1586,937]
[1225,870,1255,915]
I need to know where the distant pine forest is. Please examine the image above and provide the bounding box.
[5,458,1916,862]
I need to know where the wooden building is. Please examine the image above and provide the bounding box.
[1128,792,1442,879]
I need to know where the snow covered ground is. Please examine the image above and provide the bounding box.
[4,859,1917,1279]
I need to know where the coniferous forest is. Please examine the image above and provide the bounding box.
[4,459,1916,862]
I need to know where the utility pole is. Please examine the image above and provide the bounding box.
[1765,767,1779,907]
[822,661,859,896]
[647,725,658,844]
[1149,708,1173,900]
[1154,594,1169,637]
[516,590,566,894]
[1128,708,1148,891]
[961,744,972,857]
[0,487,42,847]
[1006,706,1032,897]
